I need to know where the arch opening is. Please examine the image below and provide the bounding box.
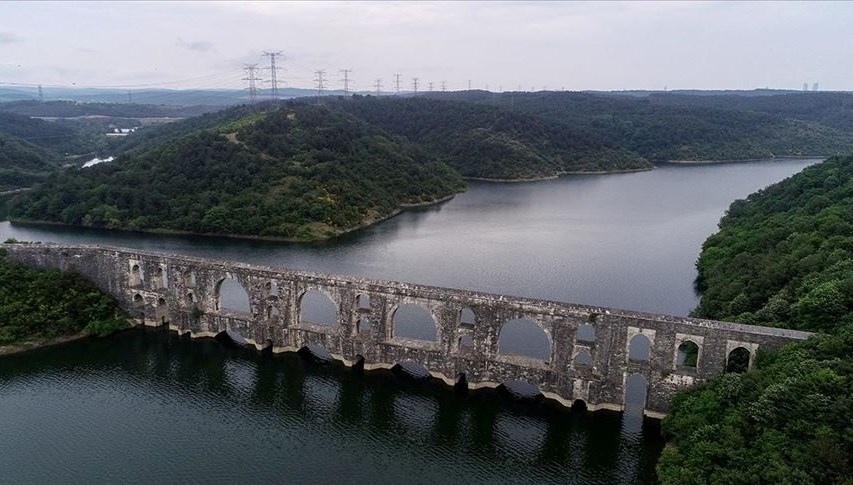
[628,333,651,362]
[574,349,593,367]
[356,318,372,334]
[216,328,248,348]
[454,372,468,393]
[155,297,168,325]
[572,399,588,412]
[458,334,474,351]
[676,340,700,368]
[216,277,251,314]
[266,281,280,297]
[498,318,550,361]
[299,289,338,326]
[500,379,541,399]
[154,267,167,289]
[394,360,430,380]
[267,305,281,319]
[460,308,476,327]
[576,323,596,343]
[300,343,333,362]
[726,347,751,373]
[183,270,196,288]
[185,292,195,304]
[130,264,143,287]
[624,373,648,412]
[392,304,437,342]
[356,294,370,310]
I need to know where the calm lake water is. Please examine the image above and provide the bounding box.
[0,159,818,483]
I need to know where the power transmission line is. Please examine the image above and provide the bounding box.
[38,84,43,102]
[412,77,418,93]
[242,63,262,103]
[374,78,382,95]
[441,81,446,92]
[339,68,353,95]
[394,73,402,94]
[428,81,434,92]
[262,51,283,100]
[314,70,326,96]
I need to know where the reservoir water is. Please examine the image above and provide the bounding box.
[0,159,818,483]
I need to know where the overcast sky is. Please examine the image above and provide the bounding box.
[1,1,851,92]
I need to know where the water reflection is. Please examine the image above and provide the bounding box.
[0,329,664,484]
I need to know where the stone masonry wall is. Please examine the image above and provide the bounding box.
[5,243,813,417]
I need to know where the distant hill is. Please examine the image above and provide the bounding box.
[6,103,464,241]
[0,112,96,191]
[425,91,853,162]
[331,96,650,179]
[0,100,213,119]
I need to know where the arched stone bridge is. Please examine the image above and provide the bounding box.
[6,244,812,417]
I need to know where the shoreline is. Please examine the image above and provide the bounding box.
[667,155,827,165]
[0,333,89,357]
[7,193,459,244]
[465,166,654,183]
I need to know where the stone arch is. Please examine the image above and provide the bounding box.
[185,291,195,304]
[392,303,438,341]
[628,333,651,362]
[183,270,197,288]
[266,281,280,297]
[394,360,430,379]
[574,349,593,367]
[676,340,700,368]
[624,373,648,410]
[501,379,541,399]
[498,318,551,361]
[153,266,167,289]
[155,297,169,325]
[299,288,338,326]
[576,323,596,343]
[130,263,143,287]
[356,293,371,310]
[267,304,281,320]
[726,347,751,373]
[215,276,251,314]
[132,293,144,305]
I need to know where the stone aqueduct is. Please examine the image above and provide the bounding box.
[6,244,812,417]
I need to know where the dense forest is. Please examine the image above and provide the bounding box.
[6,103,464,240]
[0,246,127,346]
[427,91,853,161]
[658,155,853,483]
[333,96,650,178]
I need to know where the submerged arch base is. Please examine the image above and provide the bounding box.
[160,322,656,416]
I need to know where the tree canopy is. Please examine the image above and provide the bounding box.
[658,155,853,484]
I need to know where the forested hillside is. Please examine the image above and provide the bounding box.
[657,155,853,483]
[427,91,853,162]
[333,96,650,179]
[0,247,127,346]
[647,91,853,131]
[6,103,464,240]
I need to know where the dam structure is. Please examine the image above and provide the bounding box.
[5,243,812,417]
